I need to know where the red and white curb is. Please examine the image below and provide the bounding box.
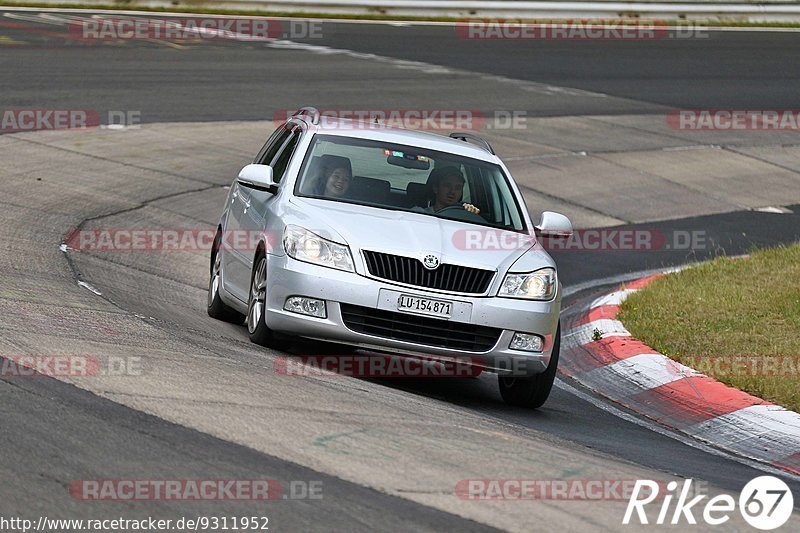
[560,274,800,475]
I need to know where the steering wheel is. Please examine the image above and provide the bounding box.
[436,205,469,214]
[435,204,485,223]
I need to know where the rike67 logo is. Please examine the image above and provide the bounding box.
[624,476,794,530]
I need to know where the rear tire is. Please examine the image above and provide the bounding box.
[207,231,244,323]
[498,323,560,409]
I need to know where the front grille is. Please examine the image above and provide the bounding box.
[362,250,494,294]
[340,304,502,352]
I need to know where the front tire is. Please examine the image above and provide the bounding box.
[498,323,560,408]
[247,253,276,346]
[207,232,244,323]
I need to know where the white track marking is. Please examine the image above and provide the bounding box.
[555,378,800,482]
[563,266,686,297]
[77,281,102,296]
[581,352,694,394]
[3,12,68,25]
[754,206,793,214]
[590,288,637,307]
[689,405,800,464]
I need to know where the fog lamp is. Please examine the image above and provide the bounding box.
[284,296,327,318]
[509,332,544,352]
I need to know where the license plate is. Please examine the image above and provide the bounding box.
[397,294,452,318]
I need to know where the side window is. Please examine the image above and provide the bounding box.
[255,124,293,165]
[459,165,472,203]
[269,130,302,184]
[473,168,501,225]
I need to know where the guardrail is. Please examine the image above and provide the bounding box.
[5,0,800,22]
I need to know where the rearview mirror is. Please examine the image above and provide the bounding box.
[535,211,572,238]
[237,164,277,192]
[386,153,430,170]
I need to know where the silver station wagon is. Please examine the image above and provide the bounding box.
[208,107,573,407]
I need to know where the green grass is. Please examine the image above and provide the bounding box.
[3,2,800,28]
[618,244,800,412]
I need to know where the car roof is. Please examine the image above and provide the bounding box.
[295,116,500,163]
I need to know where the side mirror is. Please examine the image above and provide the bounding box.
[237,164,277,192]
[535,211,573,238]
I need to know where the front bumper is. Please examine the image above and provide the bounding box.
[265,255,561,376]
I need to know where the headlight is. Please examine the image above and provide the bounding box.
[498,268,556,300]
[283,225,354,272]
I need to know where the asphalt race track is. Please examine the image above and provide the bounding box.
[2,12,800,121]
[1,9,800,532]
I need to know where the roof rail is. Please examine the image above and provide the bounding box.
[292,107,320,125]
[449,132,495,155]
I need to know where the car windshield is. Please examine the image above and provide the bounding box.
[294,133,526,231]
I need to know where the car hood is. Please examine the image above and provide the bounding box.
[287,197,554,273]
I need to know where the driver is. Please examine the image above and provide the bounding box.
[423,166,480,214]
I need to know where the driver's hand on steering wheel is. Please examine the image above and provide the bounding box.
[463,203,480,214]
